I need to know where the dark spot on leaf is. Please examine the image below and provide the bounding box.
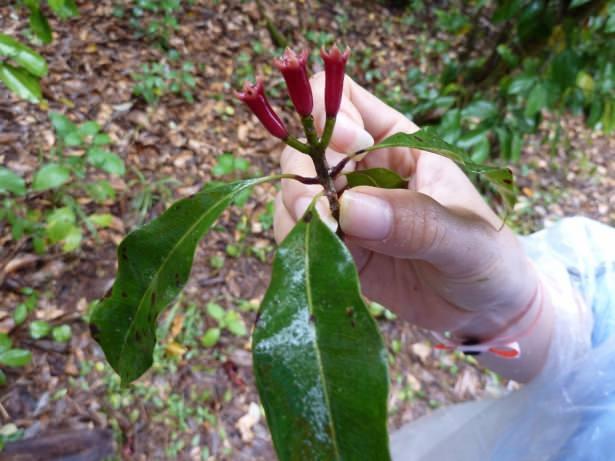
[121,247,128,261]
[302,210,313,222]
[345,307,354,316]
[135,330,143,343]
[309,313,315,323]
[255,311,261,326]
[351,318,356,328]
[151,291,157,306]
[503,178,513,185]
[121,291,127,298]
[175,272,181,287]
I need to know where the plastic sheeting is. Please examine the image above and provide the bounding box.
[391,217,615,461]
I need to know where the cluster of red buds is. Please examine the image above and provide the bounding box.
[235,45,350,145]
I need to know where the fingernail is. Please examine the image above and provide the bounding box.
[335,113,374,153]
[293,196,339,233]
[340,191,392,240]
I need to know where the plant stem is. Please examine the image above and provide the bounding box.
[311,148,340,223]
[307,116,340,224]
[301,115,319,146]
[320,117,336,150]
[284,136,310,154]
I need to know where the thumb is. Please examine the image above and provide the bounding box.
[339,187,498,274]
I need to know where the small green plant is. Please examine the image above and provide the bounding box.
[0,332,32,386]
[0,113,123,253]
[0,2,78,102]
[132,54,198,104]
[200,302,248,349]
[129,167,178,225]
[115,0,186,48]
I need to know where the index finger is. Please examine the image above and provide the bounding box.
[310,72,419,143]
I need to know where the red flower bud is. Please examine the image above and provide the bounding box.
[320,45,350,118]
[274,48,313,117]
[235,78,288,139]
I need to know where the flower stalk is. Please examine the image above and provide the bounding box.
[235,45,350,227]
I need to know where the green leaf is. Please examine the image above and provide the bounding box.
[206,302,225,322]
[49,112,76,136]
[470,136,490,164]
[13,304,28,326]
[0,63,42,103]
[90,178,267,383]
[525,83,548,117]
[0,33,48,77]
[62,226,82,252]
[86,148,125,175]
[465,162,517,208]
[200,328,220,348]
[64,131,83,146]
[30,320,51,339]
[86,180,115,203]
[29,8,52,44]
[461,100,497,120]
[345,168,408,189]
[93,133,111,145]
[47,0,79,19]
[492,0,523,22]
[88,213,113,228]
[0,333,12,353]
[550,50,580,91]
[46,207,76,243]
[253,205,390,461]
[32,163,71,191]
[507,75,536,95]
[363,129,516,209]
[0,349,32,367]
[52,325,72,342]
[0,168,26,196]
[78,121,100,137]
[223,311,247,337]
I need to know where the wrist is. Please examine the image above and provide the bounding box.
[475,269,556,382]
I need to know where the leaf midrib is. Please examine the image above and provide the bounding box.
[304,216,341,458]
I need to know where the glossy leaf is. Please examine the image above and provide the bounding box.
[32,163,71,191]
[0,63,42,104]
[253,205,390,461]
[0,167,26,196]
[0,33,48,77]
[345,168,408,189]
[363,129,516,208]
[90,178,266,383]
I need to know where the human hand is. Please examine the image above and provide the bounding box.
[274,73,552,380]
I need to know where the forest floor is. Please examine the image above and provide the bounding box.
[0,1,613,460]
